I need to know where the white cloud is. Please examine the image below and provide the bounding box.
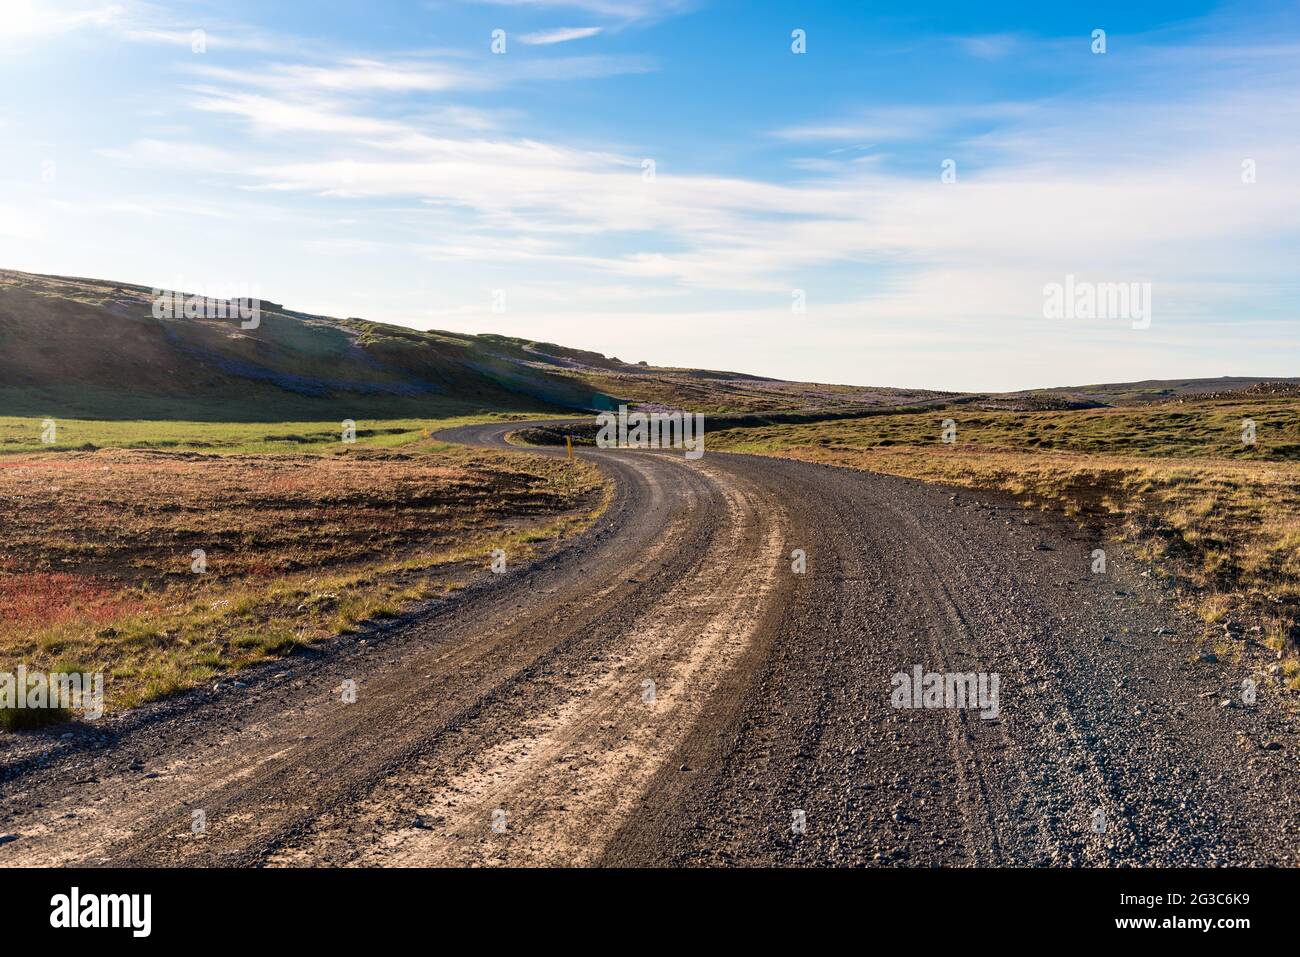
[772,103,1039,144]
[240,59,473,93]
[0,0,123,43]
[0,0,293,53]
[124,40,1300,317]
[189,89,403,136]
[98,139,247,172]
[184,52,651,101]
[519,26,603,45]
[469,0,691,22]
[956,33,1018,60]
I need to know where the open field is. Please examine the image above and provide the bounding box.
[0,417,605,716]
[6,420,1298,869]
[709,395,1300,688]
[713,395,1300,460]
[0,412,553,455]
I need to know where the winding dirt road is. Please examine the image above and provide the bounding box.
[1,422,1296,866]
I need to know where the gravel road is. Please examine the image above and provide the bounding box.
[1,421,1295,866]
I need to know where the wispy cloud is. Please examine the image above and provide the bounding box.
[128,45,1300,302]
[468,0,693,25]
[0,0,124,44]
[519,26,603,45]
[771,103,1040,145]
[102,32,1300,301]
[3,0,312,54]
[246,59,474,93]
[955,33,1019,60]
[186,51,651,101]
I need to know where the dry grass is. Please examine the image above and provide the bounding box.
[712,397,1300,689]
[0,439,606,713]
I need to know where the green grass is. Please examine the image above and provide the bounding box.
[0,415,607,712]
[0,411,566,456]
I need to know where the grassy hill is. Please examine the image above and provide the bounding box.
[0,270,948,421]
[6,269,1293,423]
[0,271,619,420]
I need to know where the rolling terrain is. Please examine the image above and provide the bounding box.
[0,269,944,422]
[0,422,1295,866]
[1,271,1297,868]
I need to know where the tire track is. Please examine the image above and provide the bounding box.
[2,424,1295,868]
[267,456,788,866]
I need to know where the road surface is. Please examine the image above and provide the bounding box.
[1,421,1295,866]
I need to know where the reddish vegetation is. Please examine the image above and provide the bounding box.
[0,445,596,641]
[0,447,576,587]
[0,572,148,627]
[0,442,604,710]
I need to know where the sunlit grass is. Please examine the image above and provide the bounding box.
[0,412,552,456]
[0,425,608,713]
[712,395,1300,684]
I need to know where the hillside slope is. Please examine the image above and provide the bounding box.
[3,269,1290,422]
[0,270,951,421]
[0,271,619,420]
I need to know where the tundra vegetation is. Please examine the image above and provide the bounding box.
[710,393,1300,691]
[0,415,605,713]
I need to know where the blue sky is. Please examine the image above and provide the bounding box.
[1,0,1297,391]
